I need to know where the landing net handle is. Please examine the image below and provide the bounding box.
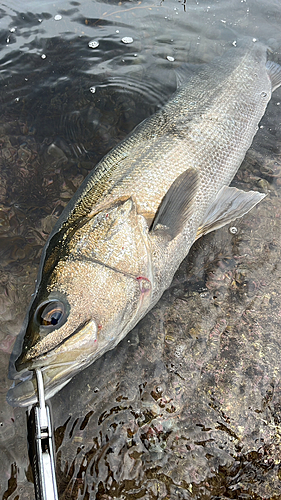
[27,370,58,500]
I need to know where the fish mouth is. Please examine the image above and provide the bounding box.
[14,319,91,372]
[7,319,99,407]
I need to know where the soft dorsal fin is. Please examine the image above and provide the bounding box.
[196,186,266,239]
[151,167,199,239]
[266,60,281,92]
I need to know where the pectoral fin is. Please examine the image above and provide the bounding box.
[196,186,266,239]
[151,168,199,239]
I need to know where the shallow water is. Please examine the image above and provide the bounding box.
[1,0,281,498]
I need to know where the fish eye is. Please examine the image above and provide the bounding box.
[35,300,65,327]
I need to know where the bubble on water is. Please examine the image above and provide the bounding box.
[41,54,47,59]
[232,40,237,46]
[88,40,99,49]
[166,56,175,62]
[89,87,96,93]
[54,14,62,21]
[122,37,133,44]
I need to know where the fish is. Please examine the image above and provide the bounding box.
[7,42,281,406]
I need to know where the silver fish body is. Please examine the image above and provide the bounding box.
[7,43,281,406]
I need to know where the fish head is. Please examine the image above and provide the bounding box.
[7,198,153,406]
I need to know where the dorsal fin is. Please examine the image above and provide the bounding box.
[175,63,206,88]
[266,60,281,92]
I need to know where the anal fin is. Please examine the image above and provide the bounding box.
[196,186,266,239]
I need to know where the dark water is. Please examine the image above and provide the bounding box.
[1,0,281,498]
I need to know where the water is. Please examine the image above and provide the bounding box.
[1,0,281,498]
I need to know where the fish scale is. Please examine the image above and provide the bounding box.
[7,42,281,406]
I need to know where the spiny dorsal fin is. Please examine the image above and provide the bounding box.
[151,167,199,239]
[196,186,266,239]
[266,60,281,92]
